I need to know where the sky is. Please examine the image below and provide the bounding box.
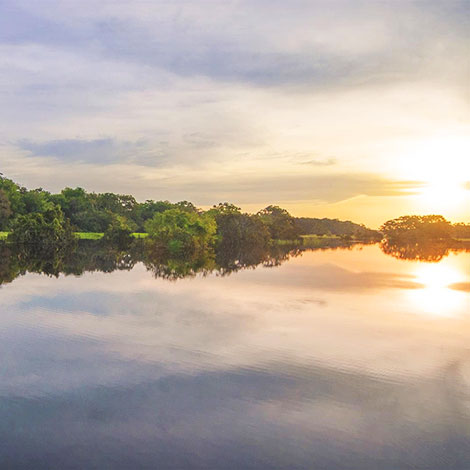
[0,0,469,227]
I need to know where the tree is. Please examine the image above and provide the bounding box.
[103,215,134,248]
[50,187,93,229]
[453,223,470,239]
[8,205,75,253]
[21,188,53,214]
[381,215,453,242]
[295,217,381,239]
[0,189,12,229]
[94,192,137,216]
[0,176,25,217]
[208,202,242,215]
[257,205,300,240]
[145,208,216,255]
[207,203,270,252]
[131,200,175,231]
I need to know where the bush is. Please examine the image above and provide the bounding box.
[144,209,216,256]
[8,205,75,253]
[102,216,134,248]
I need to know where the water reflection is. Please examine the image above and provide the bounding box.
[378,240,469,317]
[0,238,363,285]
[0,240,469,469]
[380,238,470,262]
[408,263,468,316]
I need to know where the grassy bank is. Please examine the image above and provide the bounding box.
[75,232,149,240]
[0,232,150,241]
[1,232,366,244]
[75,232,104,240]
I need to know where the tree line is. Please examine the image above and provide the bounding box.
[380,215,470,242]
[0,175,382,255]
[1,175,468,255]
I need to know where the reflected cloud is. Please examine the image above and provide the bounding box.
[450,283,470,293]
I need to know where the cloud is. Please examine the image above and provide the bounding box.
[158,172,424,206]
[17,138,168,166]
[300,158,337,167]
[0,0,468,223]
[1,0,468,89]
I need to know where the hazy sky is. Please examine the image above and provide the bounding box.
[1,0,469,227]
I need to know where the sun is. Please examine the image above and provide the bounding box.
[418,180,469,213]
[392,133,470,217]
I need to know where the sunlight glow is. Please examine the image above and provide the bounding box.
[392,133,470,217]
[408,263,466,317]
[417,181,469,213]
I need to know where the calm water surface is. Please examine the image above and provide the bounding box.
[1,244,469,469]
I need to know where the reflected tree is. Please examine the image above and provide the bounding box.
[380,239,470,262]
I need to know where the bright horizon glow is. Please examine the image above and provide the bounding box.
[388,134,470,222]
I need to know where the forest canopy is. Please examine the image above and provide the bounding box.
[1,174,468,253]
[0,174,380,241]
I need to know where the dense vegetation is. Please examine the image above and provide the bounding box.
[295,217,381,240]
[0,175,382,253]
[2,175,468,253]
[380,215,470,242]
[378,215,470,262]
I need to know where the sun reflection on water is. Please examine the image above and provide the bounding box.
[408,262,467,317]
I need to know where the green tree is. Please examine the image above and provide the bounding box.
[131,200,175,231]
[103,215,134,248]
[257,205,300,240]
[94,192,137,216]
[8,205,75,252]
[207,203,270,251]
[50,187,93,229]
[145,208,216,255]
[295,217,381,239]
[0,189,12,229]
[21,188,53,214]
[0,175,25,218]
[381,215,453,242]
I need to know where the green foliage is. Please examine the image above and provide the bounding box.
[145,208,216,255]
[0,237,308,286]
[257,205,300,240]
[131,200,174,231]
[0,189,12,229]
[21,188,53,214]
[208,202,242,215]
[8,205,75,253]
[103,216,134,248]
[4,173,465,257]
[208,203,270,251]
[76,232,104,240]
[381,215,453,242]
[0,175,26,218]
[295,217,381,240]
